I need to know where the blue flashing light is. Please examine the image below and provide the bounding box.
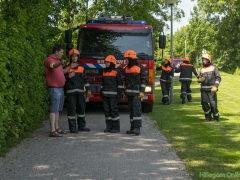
[128,20,146,25]
[87,20,106,24]
[87,19,146,25]
[87,78,95,82]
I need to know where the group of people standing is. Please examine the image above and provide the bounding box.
[44,45,146,137]
[156,54,221,122]
[44,44,221,138]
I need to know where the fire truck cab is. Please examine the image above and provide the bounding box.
[64,14,155,112]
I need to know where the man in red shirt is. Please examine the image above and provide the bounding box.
[44,44,77,137]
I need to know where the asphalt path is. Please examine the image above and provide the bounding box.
[0,73,191,180]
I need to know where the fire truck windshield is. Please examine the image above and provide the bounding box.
[79,28,153,58]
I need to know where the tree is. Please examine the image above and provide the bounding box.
[196,0,240,72]
[0,0,69,146]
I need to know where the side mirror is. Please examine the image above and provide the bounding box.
[66,43,73,49]
[65,43,73,56]
[64,29,73,56]
[159,33,166,49]
[64,29,72,43]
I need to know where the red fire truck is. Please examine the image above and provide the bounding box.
[64,14,155,112]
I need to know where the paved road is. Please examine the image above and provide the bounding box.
[0,76,191,180]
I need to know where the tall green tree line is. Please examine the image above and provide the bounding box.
[172,0,240,73]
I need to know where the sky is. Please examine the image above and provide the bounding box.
[168,0,197,33]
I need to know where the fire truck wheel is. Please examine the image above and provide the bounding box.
[142,102,153,113]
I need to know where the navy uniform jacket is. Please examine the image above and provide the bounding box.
[124,64,147,96]
[156,65,174,82]
[175,63,198,81]
[199,64,221,91]
[101,69,123,97]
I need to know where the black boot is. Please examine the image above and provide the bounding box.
[181,93,186,104]
[111,120,120,133]
[162,97,169,104]
[204,114,212,122]
[187,95,192,102]
[164,101,170,105]
[68,119,78,133]
[78,127,90,131]
[104,120,112,133]
[117,120,120,132]
[77,117,90,131]
[126,122,134,134]
[132,128,140,135]
[213,114,219,122]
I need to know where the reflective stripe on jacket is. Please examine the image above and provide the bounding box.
[199,65,221,91]
[156,65,174,82]
[65,65,90,94]
[124,64,147,96]
[101,69,123,97]
[175,63,198,81]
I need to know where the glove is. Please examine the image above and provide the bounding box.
[85,95,89,103]
[138,92,144,99]
[168,76,173,82]
[211,86,218,93]
[87,90,91,98]
[85,90,91,103]
[197,77,205,83]
[123,94,128,100]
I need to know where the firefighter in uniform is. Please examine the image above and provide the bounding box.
[175,56,199,104]
[197,53,221,122]
[156,57,174,105]
[64,48,91,133]
[100,55,123,133]
[124,50,147,135]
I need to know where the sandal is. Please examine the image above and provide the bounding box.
[56,129,67,134]
[49,131,63,137]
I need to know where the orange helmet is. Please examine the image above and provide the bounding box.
[104,55,116,64]
[183,56,190,62]
[165,57,172,63]
[202,53,211,62]
[68,48,80,58]
[124,50,137,59]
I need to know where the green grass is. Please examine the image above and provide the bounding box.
[149,72,240,180]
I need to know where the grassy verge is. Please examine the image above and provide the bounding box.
[149,72,240,180]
